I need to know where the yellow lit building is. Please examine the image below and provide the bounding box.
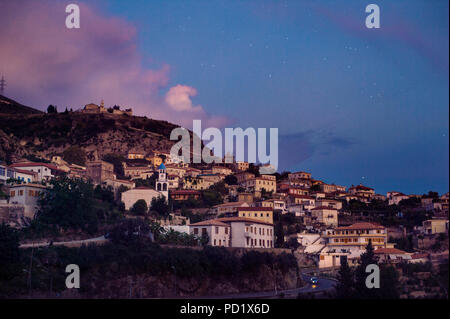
[236,207,273,224]
[323,222,394,250]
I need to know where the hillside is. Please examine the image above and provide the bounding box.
[0,95,181,163]
[0,95,43,114]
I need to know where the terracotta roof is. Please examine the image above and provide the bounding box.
[312,206,338,210]
[13,168,38,176]
[335,222,384,230]
[214,201,248,208]
[10,162,58,170]
[290,194,314,199]
[170,190,201,195]
[10,183,47,189]
[190,219,230,227]
[216,217,273,226]
[374,248,409,255]
[237,207,272,211]
[411,253,429,259]
[350,185,374,191]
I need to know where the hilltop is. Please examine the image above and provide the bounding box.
[0,95,180,163]
[0,95,43,115]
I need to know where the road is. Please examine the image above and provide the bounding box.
[19,235,107,249]
[191,270,336,299]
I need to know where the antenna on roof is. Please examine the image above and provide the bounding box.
[0,75,6,95]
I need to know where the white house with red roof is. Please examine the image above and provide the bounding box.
[9,162,59,182]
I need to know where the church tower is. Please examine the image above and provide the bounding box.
[156,163,168,201]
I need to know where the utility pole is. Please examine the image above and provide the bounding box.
[0,75,6,95]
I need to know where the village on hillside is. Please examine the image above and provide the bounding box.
[0,103,448,298]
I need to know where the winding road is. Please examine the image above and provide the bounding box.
[191,270,337,299]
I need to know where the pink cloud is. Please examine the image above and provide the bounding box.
[0,0,230,128]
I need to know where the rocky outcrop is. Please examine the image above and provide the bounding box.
[55,265,300,298]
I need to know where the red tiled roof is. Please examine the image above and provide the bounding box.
[216,217,273,226]
[350,185,374,191]
[411,253,429,259]
[312,206,337,210]
[335,222,384,230]
[290,194,314,199]
[374,248,408,255]
[190,219,230,227]
[13,168,38,176]
[170,190,201,195]
[237,207,272,211]
[10,162,58,170]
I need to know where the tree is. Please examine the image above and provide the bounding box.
[150,195,169,217]
[274,221,285,248]
[284,237,300,251]
[202,190,223,207]
[378,266,399,299]
[47,104,57,113]
[200,232,210,247]
[110,218,151,245]
[209,181,228,195]
[355,240,378,298]
[336,256,355,298]
[63,146,86,166]
[37,177,99,234]
[0,224,20,280]
[224,175,238,185]
[130,199,148,216]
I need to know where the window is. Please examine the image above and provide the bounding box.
[0,167,5,176]
[201,228,207,235]
[19,190,24,196]
[194,228,198,235]
[10,191,15,197]
[215,226,219,234]
[214,239,216,245]
[225,228,228,234]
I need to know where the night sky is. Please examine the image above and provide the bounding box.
[0,0,448,195]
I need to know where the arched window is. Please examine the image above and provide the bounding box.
[163,183,167,191]
[157,183,161,191]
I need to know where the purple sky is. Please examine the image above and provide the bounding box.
[0,0,448,195]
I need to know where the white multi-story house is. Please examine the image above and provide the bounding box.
[190,219,231,247]
[387,191,409,205]
[189,217,275,249]
[9,162,58,182]
[219,217,274,248]
[8,183,48,218]
[317,222,395,268]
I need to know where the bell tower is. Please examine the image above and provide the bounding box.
[156,163,168,201]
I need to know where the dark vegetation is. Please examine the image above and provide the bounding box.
[0,229,298,297]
